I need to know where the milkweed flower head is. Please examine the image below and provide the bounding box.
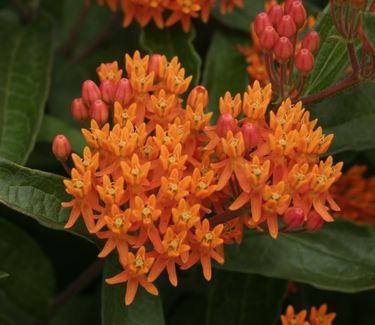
[281,304,336,325]
[87,0,244,32]
[61,51,342,305]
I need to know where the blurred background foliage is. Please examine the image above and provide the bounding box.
[0,0,374,324]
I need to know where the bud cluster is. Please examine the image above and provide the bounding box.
[252,0,319,98]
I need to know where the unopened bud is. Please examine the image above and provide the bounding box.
[268,5,284,26]
[90,99,109,126]
[283,207,305,228]
[241,122,259,148]
[305,210,324,231]
[254,12,272,37]
[260,26,280,51]
[289,1,307,29]
[187,85,209,108]
[274,36,294,61]
[114,78,133,106]
[284,0,301,13]
[302,31,320,53]
[277,15,297,37]
[148,54,162,75]
[71,98,89,122]
[100,80,117,103]
[216,113,238,137]
[82,80,101,105]
[295,48,315,74]
[52,134,72,161]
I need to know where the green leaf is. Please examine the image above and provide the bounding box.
[206,271,286,325]
[0,12,54,165]
[0,157,92,241]
[0,218,55,316]
[363,12,375,50]
[101,256,165,325]
[217,219,375,293]
[0,314,17,325]
[37,114,86,153]
[0,271,8,280]
[211,0,265,33]
[202,29,249,121]
[303,5,349,95]
[310,81,375,155]
[140,25,201,86]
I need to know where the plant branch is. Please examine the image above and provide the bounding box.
[35,259,104,325]
[209,208,245,228]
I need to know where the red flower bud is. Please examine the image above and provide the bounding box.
[148,54,162,75]
[90,99,109,126]
[254,12,272,37]
[295,49,315,74]
[284,0,301,13]
[114,78,133,106]
[268,5,284,26]
[241,122,259,147]
[82,80,101,105]
[274,36,294,62]
[187,85,209,108]
[100,80,117,103]
[52,134,72,161]
[216,113,238,137]
[283,207,305,228]
[289,1,307,29]
[277,15,297,37]
[260,26,280,51]
[71,98,89,122]
[302,31,320,53]
[305,210,324,231]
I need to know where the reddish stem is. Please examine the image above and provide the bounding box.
[209,208,245,228]
[295,72,359,105]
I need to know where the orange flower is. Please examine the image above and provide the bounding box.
[106,246,158,305]
[280,305,309,325]
[182,219,224,280]
[310,304,336,325]
[97,61,122,82]
[148,227,190,286]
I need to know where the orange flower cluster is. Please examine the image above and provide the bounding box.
[62,52,342,305]
[240,0,316,85]
[281,304,336,325]
[91,0,244,31]
[331,165,375,227]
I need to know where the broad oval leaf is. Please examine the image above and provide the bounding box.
[0,12,54,164]
[140,25,201,86]
[202,29,249,121]
[0,218,55,316]
[217,219,375,293]
[101,256,165,325]
[206,271,286,325]
[0,158,92,241]
[311,82,375,155]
